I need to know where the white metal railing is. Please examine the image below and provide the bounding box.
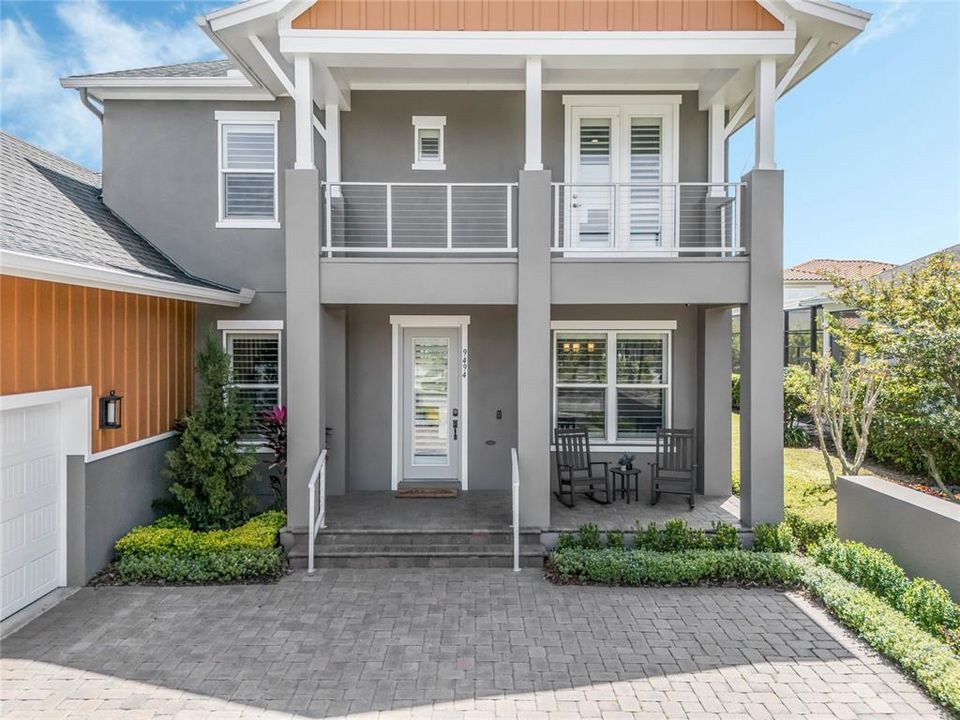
[307,448,327,575]
[323,182,518,255]
[511,447,520,573]
[551,182,745,256]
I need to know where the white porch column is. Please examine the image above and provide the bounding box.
[708,103,726,196]
[293,54,314,170]
[524,56,543,171]
[325,103,341,184]
[754,57,777,170]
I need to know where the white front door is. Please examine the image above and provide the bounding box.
[1,402,64,620]
[401,327,462,482]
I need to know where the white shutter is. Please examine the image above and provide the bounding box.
[221,123,276,220]
[628,119,662,245]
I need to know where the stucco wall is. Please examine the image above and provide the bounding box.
[345,305,518,491]
[837,475,960,599]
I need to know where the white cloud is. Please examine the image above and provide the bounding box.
[0,0,220,169]
[851,0,917,52]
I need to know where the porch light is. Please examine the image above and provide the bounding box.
[99,390,122,430]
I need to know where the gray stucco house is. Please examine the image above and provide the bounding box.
[58,0,869,564]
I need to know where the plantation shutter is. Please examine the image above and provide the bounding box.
[221,124,276,219]
[628,118,663,245]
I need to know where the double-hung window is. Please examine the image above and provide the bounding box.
[216,111,280,228]
[553,322,672,446]
[218,321,282,439]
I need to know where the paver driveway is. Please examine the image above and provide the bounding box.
[1,569,947,719]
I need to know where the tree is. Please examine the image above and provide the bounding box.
[165,331,257,529]
[809,357,885,488]
[829,252,960,502]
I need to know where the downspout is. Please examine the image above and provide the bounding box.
[78,88,103,122]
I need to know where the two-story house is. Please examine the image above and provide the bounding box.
[58,0,869,566]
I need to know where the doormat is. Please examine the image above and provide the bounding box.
[395,488,459,499]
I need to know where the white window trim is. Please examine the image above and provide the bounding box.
[219,320,283,449]
[411,115,446,171]
[551,324,673,449]
[216,110,281,229]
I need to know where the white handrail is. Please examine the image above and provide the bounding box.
[511,447,520,573]
[307,448,327,575]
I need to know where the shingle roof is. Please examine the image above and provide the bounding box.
[64,59,234,80]
[784,259,896,282]
[0,131,233,292]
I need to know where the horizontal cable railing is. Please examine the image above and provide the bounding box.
[323,182,518,255]
[551,182,745,256]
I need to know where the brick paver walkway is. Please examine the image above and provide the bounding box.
[1,570,947,719]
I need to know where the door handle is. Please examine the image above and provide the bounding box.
[452,408,459,441]
[453,419,458,440]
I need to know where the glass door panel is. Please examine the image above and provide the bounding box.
[412,337,449,465]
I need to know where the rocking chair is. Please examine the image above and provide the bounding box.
[649,428,698,509]
[554,427,612,508]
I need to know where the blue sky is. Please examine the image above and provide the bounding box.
[1,0,957,266]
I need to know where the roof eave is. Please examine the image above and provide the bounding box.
[0,250,255,307]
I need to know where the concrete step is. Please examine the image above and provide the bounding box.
[311,530,543,546]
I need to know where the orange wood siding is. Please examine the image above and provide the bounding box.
[0,276,195,454]
[292,0,783,31]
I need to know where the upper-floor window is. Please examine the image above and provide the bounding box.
[412,115,446,171]
[216,111,280,229]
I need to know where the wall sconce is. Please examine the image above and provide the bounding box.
[99,390,122,429]
[572,342,581,353]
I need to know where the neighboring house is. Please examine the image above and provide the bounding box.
[4,0,869,578]
[790,246,960,365]
[0,132,252,619]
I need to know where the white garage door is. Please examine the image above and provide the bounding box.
[1,402,64,620]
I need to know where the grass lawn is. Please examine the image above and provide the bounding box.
[731,412,839,523]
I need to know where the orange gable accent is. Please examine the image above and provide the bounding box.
[0,276,195,454]
[292,0,784,32]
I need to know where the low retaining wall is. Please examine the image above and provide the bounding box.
[837,475,960,599]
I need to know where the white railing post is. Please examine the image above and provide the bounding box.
[511,448,520,573]
[553,184,560,249]
[506,184,513,249]
[324,184,332,256]
[735,183,743,255]
[447,184,453,249]
[307,448,327,575]
[386,184,393,249]
[673,183,681,250]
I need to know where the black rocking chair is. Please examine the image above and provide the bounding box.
[554,427,612,508]
[649,428,698,509]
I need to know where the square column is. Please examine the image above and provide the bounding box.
[524,57,543,172]
[517,169,551,527]
[739,169,784,526]
[284,168,324,531]
[698,306,733,497]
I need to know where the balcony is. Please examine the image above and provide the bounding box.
[552,182,744,257]
[322,182,517,256]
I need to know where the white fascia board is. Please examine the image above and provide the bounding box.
[278,29,797,58]
[206,0,297,32]
[61,75,258,89]
[0,250,255,307]
[73,87,275,102]
[786,0,871,30]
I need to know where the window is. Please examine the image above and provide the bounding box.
[412,115,446,170]
[216,111,280,229]
[218,321,282,439]
[784,307,818,369]
[553,323,672,446]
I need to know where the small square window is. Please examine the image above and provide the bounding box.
[412,116,446,170]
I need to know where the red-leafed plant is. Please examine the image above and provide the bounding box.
[259,405,287,510]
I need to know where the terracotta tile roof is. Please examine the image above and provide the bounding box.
[784,259,896,282]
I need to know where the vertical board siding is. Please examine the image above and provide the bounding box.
[292,0,783,30]
[0,276,195,454]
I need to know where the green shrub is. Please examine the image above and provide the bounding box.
[578,523,601,550]
[814,539,960,647]
[710,521,742,550]
[551,548,803,587]
[752,522,797,553]
[783,425,809,448]
[606,530,625,551]
[153,515,190,530]
[116,548,284,583]
[115,511,286,559]
[554,532,579,551]
[634,519,710,552]
[731,373,741,411]
[784,511,836,549]
[801,563,960,714]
